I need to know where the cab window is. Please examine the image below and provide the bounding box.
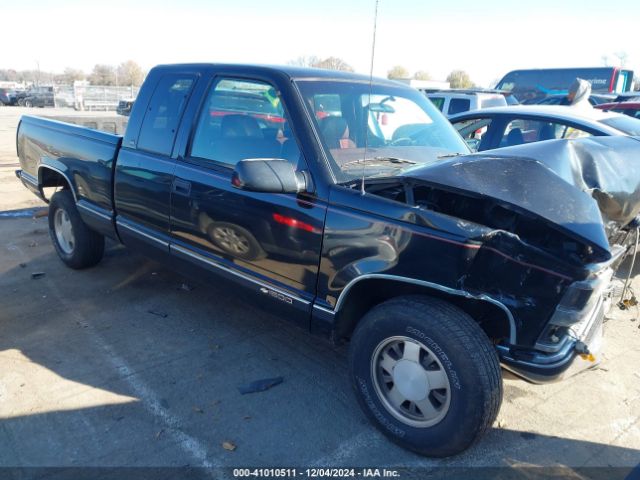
[190,78,302,167]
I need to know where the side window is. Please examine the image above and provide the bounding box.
[559,123,593,139]
[453,118,493,151]
[137,75,196,156]
[428,96,444,111]
[499,118,592,148]
[190,78,301,167]
[448,98,470,116]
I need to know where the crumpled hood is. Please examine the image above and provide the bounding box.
[399,151,612,259]
[479,136,640,235]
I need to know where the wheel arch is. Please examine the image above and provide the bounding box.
[333,275,516,345]
[38,165,77,203]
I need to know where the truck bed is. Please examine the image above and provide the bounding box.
[16,115,122,238]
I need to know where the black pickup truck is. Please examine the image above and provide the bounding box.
[16,64,623,457]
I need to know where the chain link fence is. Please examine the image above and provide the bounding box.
[53,85,140,111]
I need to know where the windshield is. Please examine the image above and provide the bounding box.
[600,115,640,136]
[295,80,469,182]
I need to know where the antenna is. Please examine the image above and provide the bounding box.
[362,0,380,196]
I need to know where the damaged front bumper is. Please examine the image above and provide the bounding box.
[497,295,604,383]
[495,254,621,384]
[495,239,628,384]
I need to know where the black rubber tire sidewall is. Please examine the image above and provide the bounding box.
[48,190,104,269]
[349,296,502,457]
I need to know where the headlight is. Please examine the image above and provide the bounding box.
[549,268,613,327]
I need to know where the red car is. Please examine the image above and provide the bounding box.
[596,101,640,119]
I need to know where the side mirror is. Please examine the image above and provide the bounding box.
[232,159,308,194]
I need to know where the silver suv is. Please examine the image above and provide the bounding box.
[423,89,513,118]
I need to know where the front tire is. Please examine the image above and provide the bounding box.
[24,99,33,108]
[348,295,502,457]
[48,190,104,269]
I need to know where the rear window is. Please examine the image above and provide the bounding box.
[600,116,640,136]
[448,98,470,115]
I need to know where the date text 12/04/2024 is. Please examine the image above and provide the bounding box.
[232,468,400,478]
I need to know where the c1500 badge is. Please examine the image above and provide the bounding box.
[260,287,293,304]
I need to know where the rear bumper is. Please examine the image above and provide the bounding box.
[15,169,46,202]
[497,295,604,384]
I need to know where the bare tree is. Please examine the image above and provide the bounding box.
[614,51,629,67]
[312,57,354,72]
[0,69,18,82]
[89,64,117,85]
[387,65,409,79]
[287,56,353,71]
[13,69,53,85]
[413,70,432,81]
[117,60,145,86]
[601,54,610,67]
[446,70,475,89]
[288,56,321,68]
[57,67,86,84]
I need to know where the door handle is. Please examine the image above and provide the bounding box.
[172,178,191,195]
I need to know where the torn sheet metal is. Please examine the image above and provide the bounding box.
[399,153,611,259]
[480,136,640,235]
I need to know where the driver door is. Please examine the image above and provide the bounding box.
[169,75,326,325]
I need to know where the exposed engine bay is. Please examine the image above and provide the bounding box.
[352,136,640,271]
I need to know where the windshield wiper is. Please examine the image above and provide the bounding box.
[437,152,465,159]
[343,156,417,167]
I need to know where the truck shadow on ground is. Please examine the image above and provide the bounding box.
[0,228,638,473]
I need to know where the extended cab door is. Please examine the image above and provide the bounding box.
[114,72,197,257]
[169,74,326,326]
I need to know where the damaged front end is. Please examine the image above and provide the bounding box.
[354,152,630,383]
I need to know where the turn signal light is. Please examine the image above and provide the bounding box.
[579,353,596,362]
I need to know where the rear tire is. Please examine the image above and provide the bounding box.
[348,295,502,457]
[24,100,33,108]
[48,190,104,269]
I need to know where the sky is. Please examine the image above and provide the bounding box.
[1,0,639,87]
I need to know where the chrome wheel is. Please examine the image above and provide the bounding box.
[372,336,451,428]
[212,226,250,255]
[54,208,75,254]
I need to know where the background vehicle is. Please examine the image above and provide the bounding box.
[13,89,29,106]
[15,63,623,457]
[496,67,635,104]
[0,88,13,105]
[450,105,640,151]
[22,86,55,108]
[596,101,640,119]
[535,93,615,106]
[425,89,508,117]
[614,92,640,102]
[116,98,135,116]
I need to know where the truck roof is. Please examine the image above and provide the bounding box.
[150,63,401,86]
